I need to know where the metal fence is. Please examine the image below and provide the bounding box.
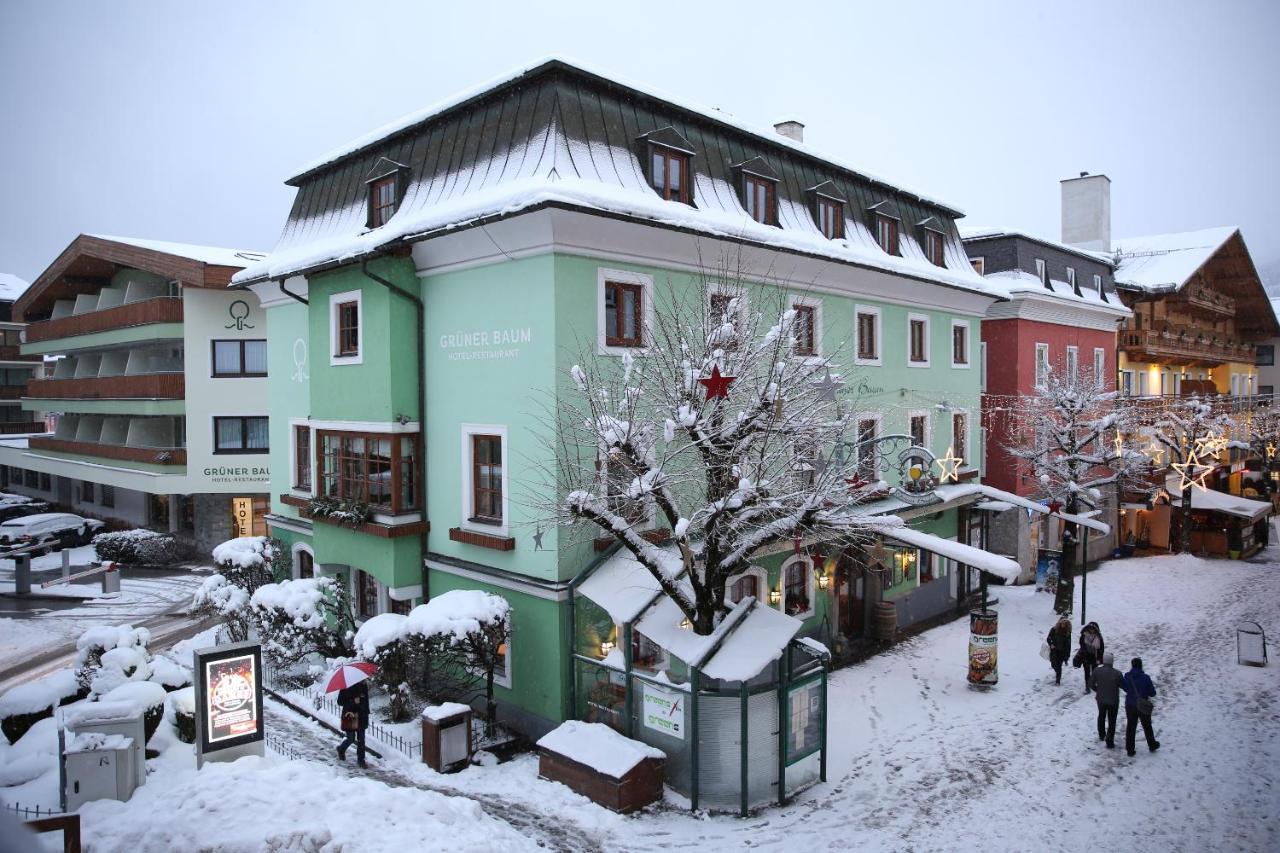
[2,800,62,820]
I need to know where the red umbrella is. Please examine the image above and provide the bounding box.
[323,661,378,693]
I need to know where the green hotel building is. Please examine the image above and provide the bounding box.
[239,59,1016,740]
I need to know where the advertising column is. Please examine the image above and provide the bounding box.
[966,609,998,687]
[194,641,265,768]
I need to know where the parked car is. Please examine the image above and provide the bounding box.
[0,513,105,554]
[0,501,51,523]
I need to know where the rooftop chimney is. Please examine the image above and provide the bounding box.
[774,120,804,143]
[1060,172,1111,252]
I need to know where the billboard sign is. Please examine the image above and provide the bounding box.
[194,641,264,767]
[641,682,685,740]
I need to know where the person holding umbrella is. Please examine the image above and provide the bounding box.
[327,661,376,768]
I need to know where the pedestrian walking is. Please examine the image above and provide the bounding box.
[1046,617,1072,685]
[1089,651,1123,748]
[1078,622,1105,693]
[337,680,370,768]
[1122,657,1160,757]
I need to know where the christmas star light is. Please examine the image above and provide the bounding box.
[1172,451,1213,492]
[698,365,735,400]
[1267,443,1276,460]
[1047,499,1063,514]
[1146,439,1165,465]
[935,445,963,483]
[1113,432,1125,455]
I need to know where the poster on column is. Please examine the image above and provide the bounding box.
[1036,549,1061,593]
[194,641,264,767]
[967,609,998,686]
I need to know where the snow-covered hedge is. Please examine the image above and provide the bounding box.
[194,537,287,643]
[169,686,196,743]
[212,536,278,570]
[0,668,86,744]
[248,576,354,668]
[93,529,194,566]
[100,681,167,743]
[76,625,153,697]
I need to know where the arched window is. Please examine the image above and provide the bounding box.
[782,557,813,618]
[297,549,314,579]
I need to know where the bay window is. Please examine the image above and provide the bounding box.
[317,430,420,513]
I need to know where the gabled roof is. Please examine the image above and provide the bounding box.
[0,273,30,302]
[236,58,999,301]
[1111,226,1238,291]
[16,234,265,322]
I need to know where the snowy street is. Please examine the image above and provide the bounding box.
[23,547,1274,852]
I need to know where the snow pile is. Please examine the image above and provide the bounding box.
[64,700,148,729]
[250,577,331,629]
[77,755,531,852]
[211,536,277,569]
[537,720,665,779]
[147,655,191,690]
[402,590,511,645]
[168,686,195,716]
[422,702,472,722]
[0,668,79,717]
[76,624,154,697]
[90,646,152,697]
[100,681,167,711]
[192,573,249,616]
[0,717,59,786]
[66,732,132,753]
[353,613,407,658]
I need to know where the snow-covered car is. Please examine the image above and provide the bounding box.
[0,500,51,523]
[0,513,104,553]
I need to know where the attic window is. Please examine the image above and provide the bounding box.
[924,229,946,267]
[876,215,900,256]
[816,197,844,239]
[745,174,777,225]
[650,146,690,204]
[368,174,399,228]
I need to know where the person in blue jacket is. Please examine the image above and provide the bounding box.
[1122,657,1160,757]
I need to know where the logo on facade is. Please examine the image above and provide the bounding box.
[292,338,308,383]
[226,300,255,330]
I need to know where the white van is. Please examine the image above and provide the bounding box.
[0,513,104,553]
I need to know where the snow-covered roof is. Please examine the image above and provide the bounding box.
[868,521,1020,581]
[981,269,1130,317]
[90,235,265,268]
[536,720,665,778]
[578,549,668,625]
[1112,226,1238,291]
[960,226,1113,266]
[0,272,31,301]
[1166,478,1271,521]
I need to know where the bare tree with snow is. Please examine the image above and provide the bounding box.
[1148,396,1236,554]
[1006,367,1149,616]
[540,255,887,636]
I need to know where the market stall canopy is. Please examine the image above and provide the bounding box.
[1166,479,1271,522]
[868,521,1020,582]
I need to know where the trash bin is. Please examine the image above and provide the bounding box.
[421,703,472,773]
[1237,621,1268,667]
[101,565,121,595]
[63,732,137,811]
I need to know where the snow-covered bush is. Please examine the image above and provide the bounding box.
[93,529,194,566]
[169,686,196,743]
[352,613,420,721]
[248,576,355,669]
[148,655,192,692]
[192,574,252,642]
[0,668,85,744]
[75,625,153,697]
[100,681,167,743]
[194,537,284,642]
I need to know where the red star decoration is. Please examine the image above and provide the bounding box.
[792,536,803,556]
[1047,499,1063,514]
[845,474,868,491]
[698,365,736,400]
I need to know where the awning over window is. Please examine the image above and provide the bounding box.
[869,522,1020,581]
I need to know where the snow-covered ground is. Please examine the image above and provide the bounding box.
[3,549,1276,851]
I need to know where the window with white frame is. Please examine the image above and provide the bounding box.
[1093,348,1105,384]
[970,256,985,275]
[1121,370,1134,396]
[1093,274,1103,296]
[597,268,653,355]
[329,289,363,365]
[1035,343,1050,389]
[855,414,881,481]
[950,320,970,367]
[1066,346,1079,381]
[1035,258,1047,285]
[908,411,930,468]
[790,296,822,359]
[951,411,969,464]
[779,556,814,618]
[907,314,930,366]
[725,567,768,606]
[461,424,508,535]
[469,631,512,688]
[1066,267,1077,289]
[707,285,747,352]
[855,305,881,365]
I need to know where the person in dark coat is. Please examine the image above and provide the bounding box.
[1046,617,1072,685]
[336,680,370,768]
[1122,657,1160,757]
[1089,651,1123,748]
[1078,622,1105,693]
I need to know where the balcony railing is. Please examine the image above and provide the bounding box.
[24,373,184,400]
[1174,284,1235,318]
[1119,326,1255,366]
[0,386,24,400]
[0,345,41,362]
[23,297,184,344]
[28,436,186,466]
[0,421,46,435]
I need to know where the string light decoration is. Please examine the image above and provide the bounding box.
[935,445,964,483]
[1268,443,1276,460]
[1172,451,1213,492]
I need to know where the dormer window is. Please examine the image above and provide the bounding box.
[876,215,900,256]
[1035,258,1048,285]
[745,174,777,225]
[650,146,690,204]
[817,197,844,239]
[365,157,408,229]
[924,229,946,267]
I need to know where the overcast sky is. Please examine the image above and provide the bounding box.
[3,0,1278,287]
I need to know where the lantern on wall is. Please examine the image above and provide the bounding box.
[769,587,782,606]
[600,639,615,657]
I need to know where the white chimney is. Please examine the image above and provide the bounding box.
[1060,172,1111,252]
[774,120,804,143]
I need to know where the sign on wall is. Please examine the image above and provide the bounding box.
[194,641,265,768]
[641,682,685,740]
[232,497,254,538]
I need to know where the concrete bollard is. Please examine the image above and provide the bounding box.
[13,553,31,595]
[101,565,121,595]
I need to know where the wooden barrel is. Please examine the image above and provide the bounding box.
[872,601,897,641]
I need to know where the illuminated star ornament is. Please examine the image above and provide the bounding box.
[866,539,891,569]
[1113,432,1125,455]
[1146,438,1165,465]
[935,445,963,483]
[1268,443,1277,460]
[1172,452,1213,492]
[698,365,735,400]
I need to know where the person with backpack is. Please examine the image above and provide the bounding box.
[1078,622,1105,693]
[336,680,370,768]
[1089,652,1123,748]
[1046,617,1072,685]
[1122,657,1160,757]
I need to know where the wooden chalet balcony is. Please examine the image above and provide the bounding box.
[23,297,183,344]
[0,421,46,435]
[0,386,25,400]
[28,436,186,466]
[1172,284,1235,319]
[25,373,184,400]
[1118,326,1254,366]
[0,345,42,362]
